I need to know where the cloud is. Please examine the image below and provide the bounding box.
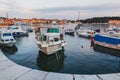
[0,1,120,20]
[0,0,16,7]
[33,3,120,13]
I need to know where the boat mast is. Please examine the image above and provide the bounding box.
[6,12,8,19]
[78,11,80,21]
[6,12,8,26]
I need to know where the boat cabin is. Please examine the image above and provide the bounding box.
[0,30,16,47]
[0,32,14,42]
[39,27,63,43]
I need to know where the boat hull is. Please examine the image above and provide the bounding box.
[0,42,15,47]
[13,32,28,37]
[93,44,120,57]
[0,45,18,54]
[37,43,63,55]
[102,33,120,37]
[65,31,74,36]
[93,34,120,56]
[78,33,91,38]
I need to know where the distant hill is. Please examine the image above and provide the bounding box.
[78,17,120,23]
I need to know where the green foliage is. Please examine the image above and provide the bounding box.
[80,17,120,23]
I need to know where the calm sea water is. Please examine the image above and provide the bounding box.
[2,23,120,74]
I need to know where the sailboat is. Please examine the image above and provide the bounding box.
[75,12,96,38]
[74,11,83,31]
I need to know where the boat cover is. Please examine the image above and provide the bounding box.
[94,35,120,45]
[47,28,59,33]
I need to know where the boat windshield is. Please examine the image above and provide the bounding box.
[12,27,19,30]
[3,33,12,37]
[8,27,18,30]
[47,28,59,33]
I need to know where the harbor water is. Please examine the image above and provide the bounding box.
[1,24,120,74]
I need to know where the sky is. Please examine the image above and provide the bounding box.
[0,0,120,20]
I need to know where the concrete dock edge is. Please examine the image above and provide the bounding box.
[0,50,119,80]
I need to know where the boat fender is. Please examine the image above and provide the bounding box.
[61,42,64,46]
[61,41,67,46]
[50,40,54,43]
[117,44,120,48]
[81,45,83,48]
[60,34,63,40]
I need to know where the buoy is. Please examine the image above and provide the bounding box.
[81,45,83,48]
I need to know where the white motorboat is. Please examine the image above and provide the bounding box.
[77,29,95,38]
[8,26,28,37]
[0,30,16,47]
[102,31,120,37]
[36,25,67,55]
[102,27,120,37]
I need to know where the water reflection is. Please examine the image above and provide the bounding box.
[93,44,120,57]
[4,24,120,74]
[0,45,18,54]
[37,50,65,72]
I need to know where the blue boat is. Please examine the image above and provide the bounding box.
[93,35,120,56]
